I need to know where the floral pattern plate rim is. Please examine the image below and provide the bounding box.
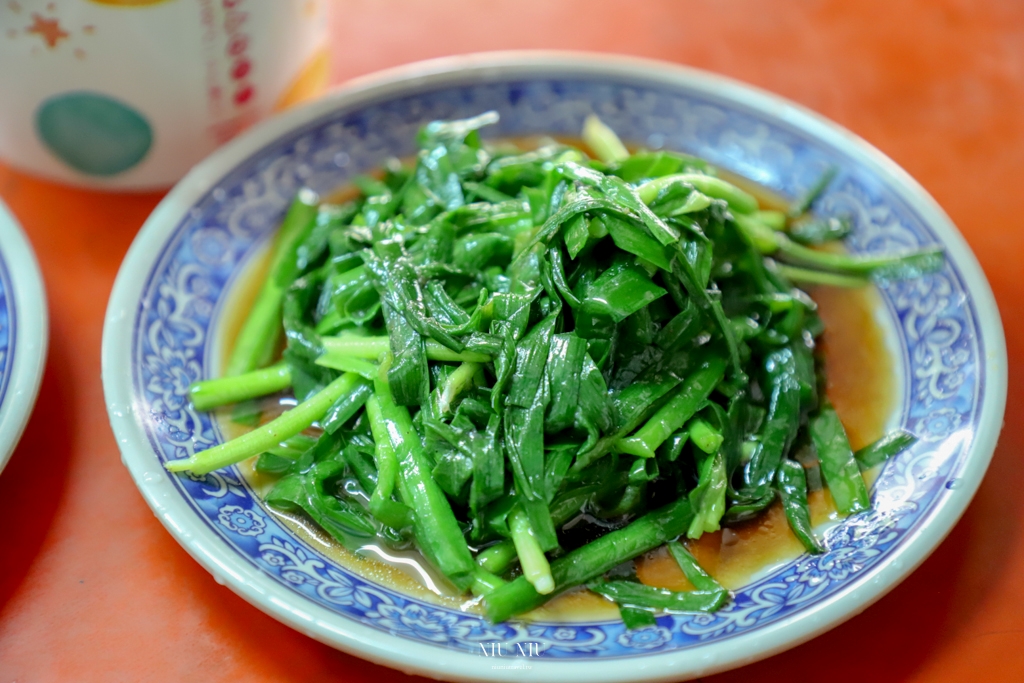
[101,52,1007,682]
[0,196,48,476]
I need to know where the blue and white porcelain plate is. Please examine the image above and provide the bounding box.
[102,52,1007,682]
[0,197,48,475]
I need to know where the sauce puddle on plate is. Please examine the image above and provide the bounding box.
[211,167,898,620]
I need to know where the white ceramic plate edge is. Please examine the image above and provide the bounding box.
[102,51,1008,682]
[0,197,48,475]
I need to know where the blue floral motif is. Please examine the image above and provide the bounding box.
[372,603,476,643]
[261,549,289,567]
[321,570,359,605]
[616,627,672,650]
[217,505,266,536]
[281,569,318,586]
[131,71,986,658]
[185,470,247,499]
[144,346,200,416]
[793,543,882,586]
[257,539,358,606]
[916,407,963,441]
[0,250,14,415]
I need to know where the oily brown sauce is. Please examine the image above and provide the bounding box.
[214,149,897,619]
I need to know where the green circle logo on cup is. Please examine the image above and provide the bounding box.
[35,91,153,176]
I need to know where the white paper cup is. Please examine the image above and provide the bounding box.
[0,0,328,190]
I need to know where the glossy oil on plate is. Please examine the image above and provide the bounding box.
[0,197,47,475]
[102,52,1007,682]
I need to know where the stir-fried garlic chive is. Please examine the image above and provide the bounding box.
[854,429,917,471]
[485,497,696,622]
[226,189,319,377]
[189,363,292,411]
[167,372,366,475]
[176,112,937,625]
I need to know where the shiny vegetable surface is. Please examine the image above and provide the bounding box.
[168,112,937,625]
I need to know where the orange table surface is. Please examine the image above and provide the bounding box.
[2,1,1023,681]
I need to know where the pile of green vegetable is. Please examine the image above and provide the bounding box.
[167,112,934,627]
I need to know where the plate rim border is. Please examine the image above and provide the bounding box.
[0,196,49,475]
